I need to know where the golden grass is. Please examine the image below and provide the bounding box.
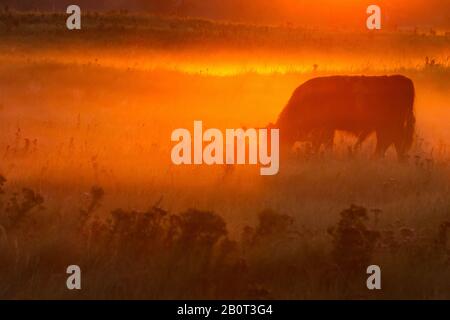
[0,12,449,299]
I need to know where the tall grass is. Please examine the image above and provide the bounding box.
[0,11,448,299]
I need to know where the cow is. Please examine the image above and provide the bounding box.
[274,75,415,160]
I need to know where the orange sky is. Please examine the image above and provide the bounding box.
[6,0,450,28]
[205,0,450,28]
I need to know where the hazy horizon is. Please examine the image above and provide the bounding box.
[2,0,450,29]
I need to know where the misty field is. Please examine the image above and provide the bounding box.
[0,12,449,299]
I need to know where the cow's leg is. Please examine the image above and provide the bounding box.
[394,131,408,162]
[374,131,392,158]
[308,129,322,155]
[310,137,321,155]
[310,129,334,155]
[353,130,370,152]
[323,130,335,151]
[375,141,390,158]
[394,142,407,162]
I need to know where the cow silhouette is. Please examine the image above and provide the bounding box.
[275,75,415,160]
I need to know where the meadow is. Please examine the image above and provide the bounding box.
[0,11,449,299]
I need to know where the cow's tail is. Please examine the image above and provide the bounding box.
[403,81,416,152]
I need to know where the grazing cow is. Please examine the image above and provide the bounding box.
[275,75,415,160]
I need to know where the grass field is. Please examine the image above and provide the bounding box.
[0,12,449,299]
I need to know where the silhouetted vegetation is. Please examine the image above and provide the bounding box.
[0,178,449,299]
